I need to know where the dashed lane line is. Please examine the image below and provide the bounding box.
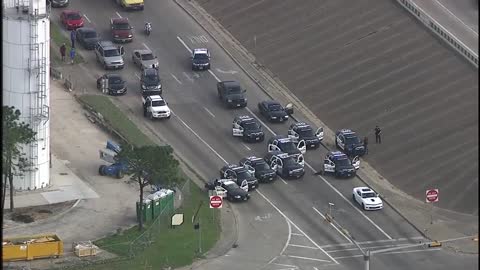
[116,11,122,18]
[171,73,182,84]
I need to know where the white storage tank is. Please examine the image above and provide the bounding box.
[2,0,50,190]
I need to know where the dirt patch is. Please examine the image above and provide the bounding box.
[4,200,77,223]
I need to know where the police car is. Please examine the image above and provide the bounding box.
[335,129,366,157]
[204,179,250,201]
[232,116,265,142]
[267,135,306,158]
[220,164,259,191]
[191,48,211,70]
[264,151,305,179]
[320,151,360,178]
[353,187,383,210]
[239,156,277,183]
[288,122,323,149]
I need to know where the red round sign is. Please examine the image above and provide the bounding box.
[426,189,439,202]
[210,195,223,208]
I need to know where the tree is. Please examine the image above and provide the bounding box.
[2,106,36,212]
[116,144,181,231]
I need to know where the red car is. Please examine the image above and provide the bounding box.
[60,10,84,30]
[110,18,133,43]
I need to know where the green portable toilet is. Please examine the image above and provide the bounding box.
[152,198,161,219]
[136,199,152,223]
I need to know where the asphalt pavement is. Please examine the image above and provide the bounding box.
[193,0,479,216]
[47,1,478,270]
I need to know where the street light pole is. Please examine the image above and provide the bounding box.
[364,249,370,270]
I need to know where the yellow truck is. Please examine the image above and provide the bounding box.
[115,0,144,11]
[3,234,63,261]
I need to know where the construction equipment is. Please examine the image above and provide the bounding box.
[98,141,127,179]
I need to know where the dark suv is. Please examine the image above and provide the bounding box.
[140,68,162,94]
[217,81,247,108]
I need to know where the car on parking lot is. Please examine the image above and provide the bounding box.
[267,135,306,157]
[94,41,125,70]
[47,0,69,8]
[132,49,159,70]
[353,187,383,210]
[96,74,127,96]
[265,151,305,179]
[217,81,247,108]
[220,164,258,191]
[320,151,360,178]
[191,48,211,70]
[239,156,277,183]
[140,68,162,93]
[205,179,250,201]
[335,129,366,157]
[60,10,84,30]
[288,122,323,149]
[75,28,99,50]
[110,18,133,43]
[232,115,264,142]
[258,100,293,122]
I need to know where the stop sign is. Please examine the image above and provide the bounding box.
[425,189,439,203]
[210,195,223,208]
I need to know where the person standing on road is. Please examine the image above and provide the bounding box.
[69,47,76,64]
[60,43,66,62]
[363,136,369,154]
[70,29,76,48]
[374,126,382,144]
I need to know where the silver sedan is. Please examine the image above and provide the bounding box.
[132,49,159,70]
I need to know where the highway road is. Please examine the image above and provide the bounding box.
[195,0,479,215]
[51,1,477,269]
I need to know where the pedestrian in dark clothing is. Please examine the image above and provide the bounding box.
[60,43,66,62]
[69,47,76,64]
[363,136,369,154]
[374,126,382,144]
[70,30,76,48]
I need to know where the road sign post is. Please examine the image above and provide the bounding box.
[209,195,223,209]
[425,189,439,224]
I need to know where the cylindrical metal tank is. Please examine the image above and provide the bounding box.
[2,0,50,190]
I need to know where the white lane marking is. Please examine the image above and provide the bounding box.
[291,233,304,236]
[182,72,194,83]
[115,12,122,18]
[280,178,288,185]
[208,69,222,82]
[173,111,228,164]
[134,73,140,80]
[328,243,413,253]
[280,218,292,254]
[256,190,338,264]
[241,143,251,151]
[192,72,200,79]
[333,248,442,259]
[433,0,478,36]
[177,28,391,242]
[142,43,151,51]
[83,14,91,23]
[273,263,297,268]
[319,236,425,248]
[288,244,318,250]
[177,36,191,52]
[312,206,352,244]
[203,107,215,118]
[286,255,330,262]
[171,73,182,84]
[215,68,238,74]
[313,267,319,270]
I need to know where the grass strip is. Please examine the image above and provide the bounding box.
[77,95,154,147]
[50,21,84,64]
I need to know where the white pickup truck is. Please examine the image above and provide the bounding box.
[142,94,171,120]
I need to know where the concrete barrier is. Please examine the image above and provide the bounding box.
[396,0,478,68]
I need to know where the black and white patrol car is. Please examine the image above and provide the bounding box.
[220,164,259,191]
[264,151,305,179]
[232,116,265,142]
[288,122,323,149]
[239,156,277,183]
[191,48,211,70]
[258,100,293,122]
[320,151,360,178]
[204,179,250,201]
[267,135,306,158]
[335,129,366,157]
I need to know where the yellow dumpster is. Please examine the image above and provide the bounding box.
[2,234,63,261]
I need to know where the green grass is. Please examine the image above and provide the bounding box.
[86,183,220,270]
[77,95,154,147]
[50,21,84,64]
